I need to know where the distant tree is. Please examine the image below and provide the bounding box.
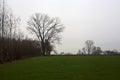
[27,13,64,56]
[104,49,118,55]
[113,49,118,54]
[82,47,86,54]
[93,46,102,55]
[96,47,102,54]
[92,46,96,54]
[77,49,82,55]
[60,52,64,55]
[53,50,58,55]
[65,52,73,55]
[85,40,94,54]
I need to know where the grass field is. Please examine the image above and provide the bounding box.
[0,56,120,80]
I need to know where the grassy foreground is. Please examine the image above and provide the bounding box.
[0,56,120,80]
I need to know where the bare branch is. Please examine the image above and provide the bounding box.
[27,13,64,55]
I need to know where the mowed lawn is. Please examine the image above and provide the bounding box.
[0,56,120,80]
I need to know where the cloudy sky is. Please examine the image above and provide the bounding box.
[6,0,120,53]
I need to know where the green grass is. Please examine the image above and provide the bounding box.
[0,56,120,80]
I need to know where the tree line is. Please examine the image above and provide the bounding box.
[77,40,119,55]
[0,0,64,64]
[59,40,119,56]
[0,0,41,63]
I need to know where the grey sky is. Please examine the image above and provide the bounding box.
[7,0,120,53]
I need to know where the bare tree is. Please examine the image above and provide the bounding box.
[0,0,7,63]
[82,47,86,54]
[0,0,20,63]
[77,49,82,55]
[27,13,64,56]
[85,40,94,54]
[8,13,20,39]
[92,46,102,55]
[0,0,10,38]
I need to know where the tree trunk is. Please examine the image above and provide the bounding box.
[41,42,46,56]
[0,38,4,64]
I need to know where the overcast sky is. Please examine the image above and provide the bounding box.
[6,0,120,53]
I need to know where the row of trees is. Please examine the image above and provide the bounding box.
[59,40,119,56]
[0,0,64,63]
[0,0,40,63]
[77,40,119,55]
[81,40,102,55]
